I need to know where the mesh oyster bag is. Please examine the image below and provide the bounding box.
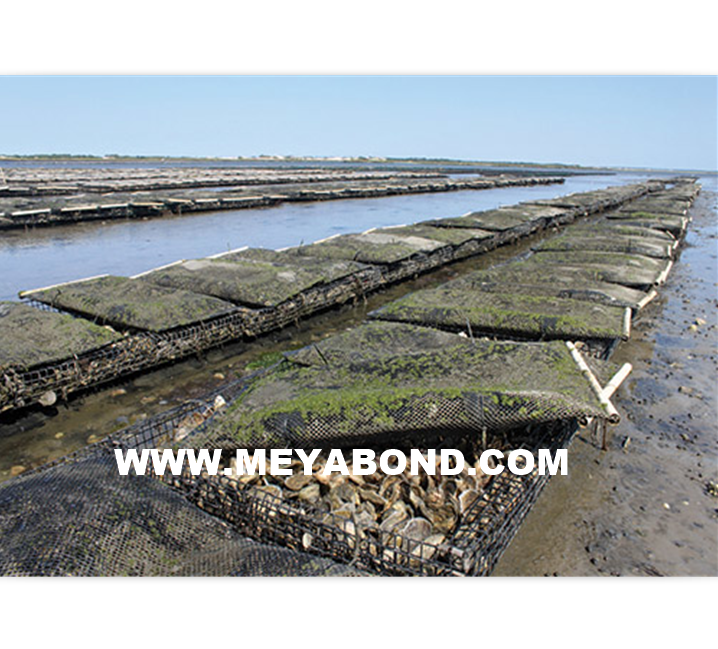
[184,321,624,451]
[0,446,365,577]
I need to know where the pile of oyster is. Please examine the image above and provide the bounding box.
[223,450,495,563]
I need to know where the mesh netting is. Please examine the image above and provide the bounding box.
[0,353,587,578]
[141,250,372,308]
[0,306,268,413]
[533,233,674,259]
[516,253,667,290]
[0,301,121,371]
[435,269,654,312]
[606,212,689,235]
[531,249,670,275]
[423,204,573,232]
[661,182,701,201]
[4,180,668,414]
[182,321,619,452]
[567,222,678,243]
[100,375,583,576]
[618,197,692,216]
[2,266,382,414]
[26,275,238,333]
[1,180,697,576]
[295,230,446,264]
[372,223,495,246]
[159,409,580,576]
[370,284,629,344]
[0,447,366,576]
[289,235,465,288]
[526,183,651,211]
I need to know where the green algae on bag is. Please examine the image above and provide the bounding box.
[423,204,570,232]
[141,249,373,308]
[186,322,622,449]
[295,230,446,264]
[533,233,674,259]
[25,275,237,332]
[0,301,121,371]
[441,268,655,311]
[370,285,629,342]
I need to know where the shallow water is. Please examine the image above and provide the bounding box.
[0,172,657,301]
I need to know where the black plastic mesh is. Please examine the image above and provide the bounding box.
[606,213,689,237]
[183,322,619,452]
[370,284,630,344]
[120,404,580,576]
[533,233,674,259]
[3,262,380,413]
[27,275,238,333]
[423,204,575,232]
[140,251,373,309]
[568,221,678,242]
[0,301,121,371]
[441,269,654,312]
[0,447,365,576]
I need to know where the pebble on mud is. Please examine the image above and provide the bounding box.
[54,432,64,440]
[10,465,26,477]
[110,388,127,397]
[87,434,100,444]
[213,373,225,380]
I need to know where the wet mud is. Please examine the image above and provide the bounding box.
[495,187,718,576]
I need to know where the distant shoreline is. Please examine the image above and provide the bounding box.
[0,154,714,175]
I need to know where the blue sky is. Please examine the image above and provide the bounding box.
[0,76,715,170]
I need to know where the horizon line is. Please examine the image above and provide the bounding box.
[0,153,714,175]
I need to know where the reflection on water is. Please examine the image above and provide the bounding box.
[0,173,659,301]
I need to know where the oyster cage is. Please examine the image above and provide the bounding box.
[109,393,578,577]
[5,180,662,415]
[3,266,374,413]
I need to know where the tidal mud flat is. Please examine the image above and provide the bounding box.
[0,178,701,576]
[495,186,718,576]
